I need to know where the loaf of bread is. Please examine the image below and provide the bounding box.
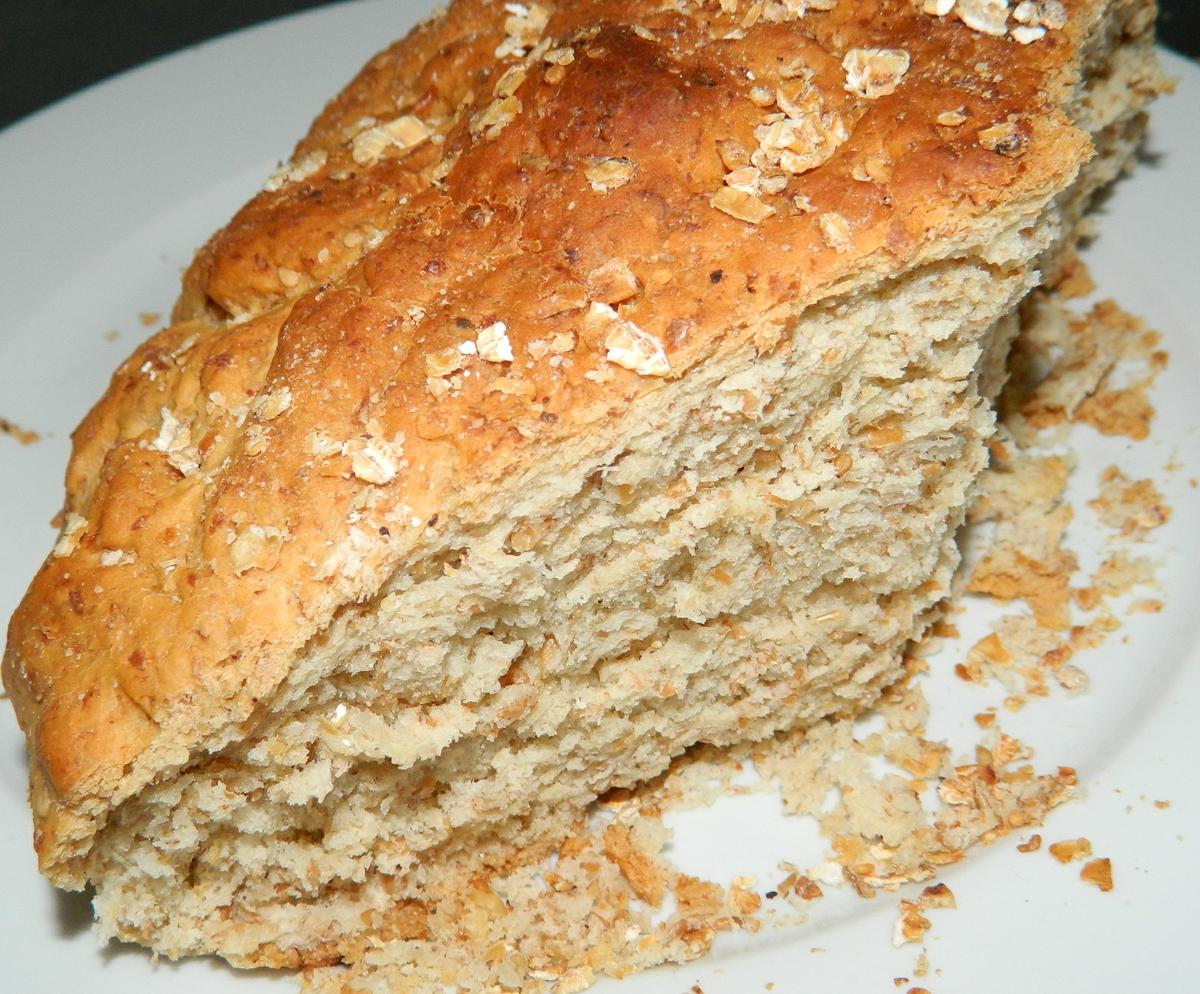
[3,0,1162,978]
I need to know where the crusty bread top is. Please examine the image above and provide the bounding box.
[4,0,1115,877]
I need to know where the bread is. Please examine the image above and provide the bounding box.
[2,0,1163,974]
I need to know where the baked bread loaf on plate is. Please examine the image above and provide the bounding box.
[3,0,1162,974]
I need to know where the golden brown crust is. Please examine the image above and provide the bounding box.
[4,0,1126,877]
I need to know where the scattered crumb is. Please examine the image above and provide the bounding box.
[1089,467,1171,540]
[0,417,40,445]
[1048,838,1093,864]
[1128,598,1163,615]
[1002,297,1164,444]
[1052,252,1096,299]
[1080,857,1114,892]
[1154,800,1170,810]
[138,311,161,326]
[103,329,120,342]
[1017,834,1042,853]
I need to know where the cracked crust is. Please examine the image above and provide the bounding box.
[2,0,1154,882]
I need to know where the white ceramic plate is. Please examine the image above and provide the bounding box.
[1,5,1196,991]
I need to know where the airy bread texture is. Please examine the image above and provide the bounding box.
[2,0,1162,974]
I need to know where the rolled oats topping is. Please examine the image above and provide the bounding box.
[978,119,1027,156]
[936,108,969,126]
[51,513,88,558]
[425,347,466,377]
[228,525,284,574]
[543,46,575,66]
[346,436,403,485]
[471,96,523,140]
[263,150,328,192]
[747,78,850,178]
[585,302,671,377]
[148,407,200,476]
[710,186,775,224]
[493,65,528,98]
[818,211,853,251]
[923,0,1064,41]
[955,0,1011,36]
[723,165,763,194]
[351,115,431,165]
[780,0,838,14]
[252,386,293,421]
[586,259,640,304]
[496,2,551,59]
[755,108,849,176]
[1014,0,1067,29]
[585,157,636,192]
[476,321,515,362]
[150,407,191,456]
[1010,23,1046,43]
[842,48,911,100]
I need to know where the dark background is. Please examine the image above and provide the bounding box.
[0,0,1196,131]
